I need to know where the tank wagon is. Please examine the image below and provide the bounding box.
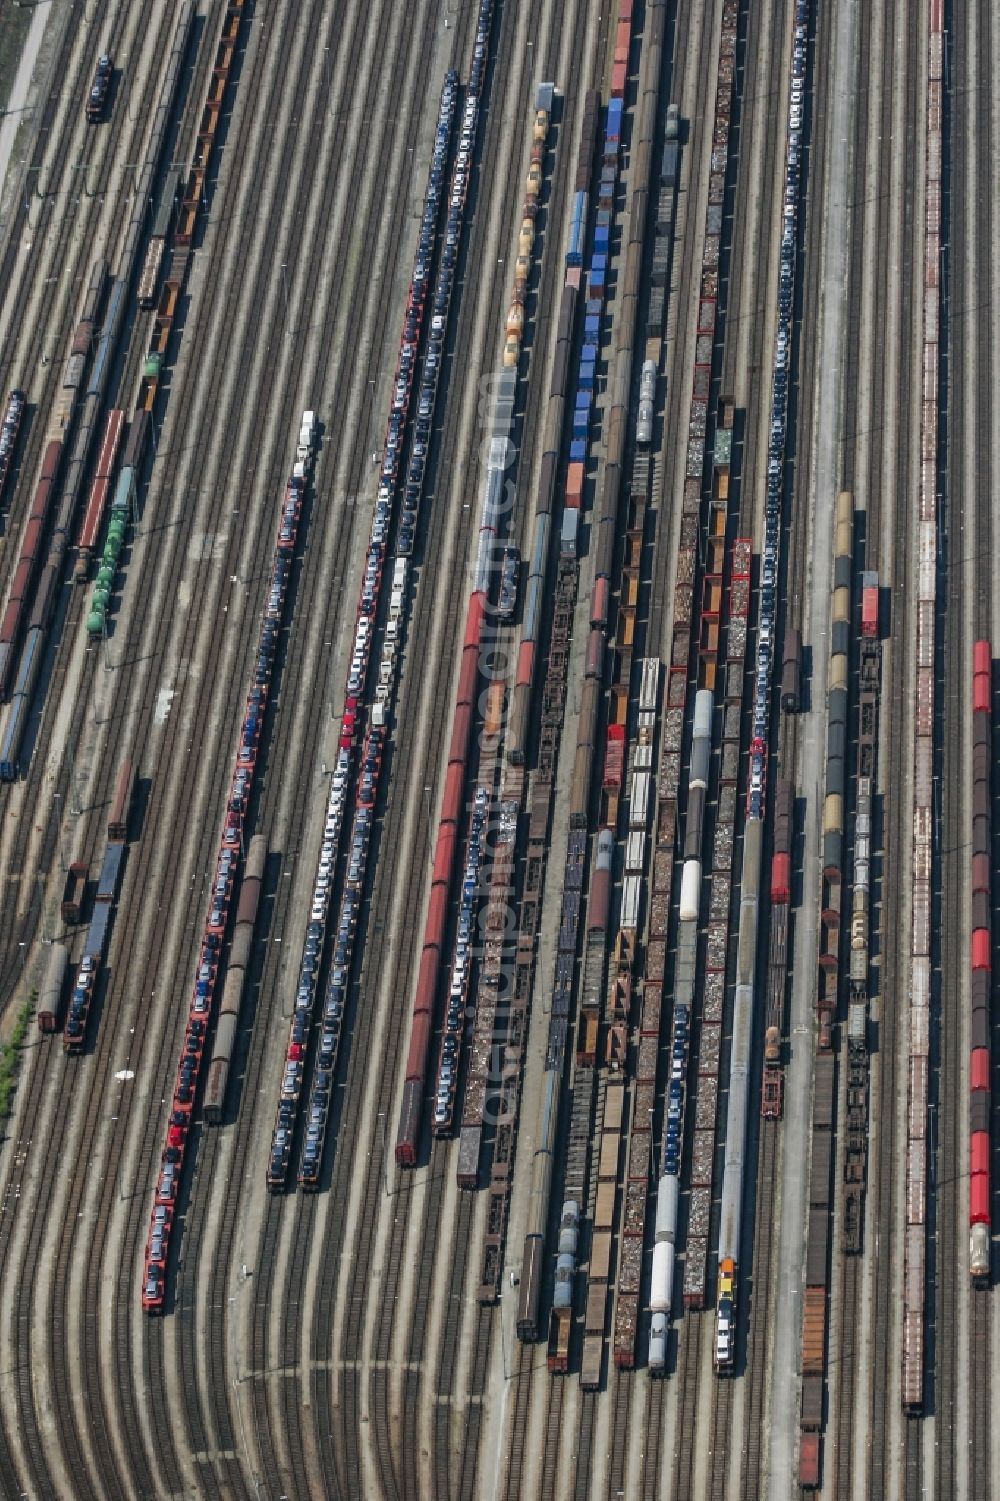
[142,412,316,1309]
[635,359,656,445]
[900,0,943,1414]
[970,640,992,1283]
[715,0,811,1380]
[85,417,145,639]
[0,389,26,507]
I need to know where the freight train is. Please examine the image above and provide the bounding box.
[268,50,468,1190]
[970,639,992,1284]
[204,834,266,1125]
[715,0,811,1374]
[901,0,944,1412]
[842,571,880,1252]
[63,760,134,1052]
[142,413,316,1309]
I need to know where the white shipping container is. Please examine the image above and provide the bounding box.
[649,1240,674,1313]
[640,658,661,713]
[629,771,650,830]
[633,744,653,770]
[625,831,645,873]
[393,558,408,589]
[679,859,702,921]
[621,876,642,932]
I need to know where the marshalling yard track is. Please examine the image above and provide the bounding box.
[0,1,996,1499]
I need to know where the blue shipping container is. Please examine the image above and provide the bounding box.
[575,390,591,411]
[582,342,598,364]
[579,363,595,390]
[570,440,587,462]
[584,316,601,338]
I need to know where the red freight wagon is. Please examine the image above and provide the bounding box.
[603,725,624,790]
[771,852,792,905]
[970,1169,990,1225]
[971,1047,991,1093]
[973,639,992,679]
[972,928,991,971]
[861,570,879,636]
[970,1130,990,1179]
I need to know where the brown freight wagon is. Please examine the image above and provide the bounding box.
[108,758,135,841]
[61,861,88,924]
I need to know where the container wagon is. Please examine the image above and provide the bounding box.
[37,942,69,1032]
[107,758,135,841]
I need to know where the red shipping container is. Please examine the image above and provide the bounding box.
[616,18,631,50]
[516,639,534,687]
[611,62,627,97]
[971,1169,991,1226]
[974,639,992,679]
[565,266,582,291]
[971,1130,991,1179]
[972,928,992,971]
[972,851,991,896]
[771,852,792,906]
[861,585,879,637]
[566,460,585,507]
[618,0,633,16]
[974,674,991,715]
[971,1047,991,1093]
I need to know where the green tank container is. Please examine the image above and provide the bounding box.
[92,588,109,613]
[96,565,114,590]
[107,521,125,547]
[87,610,105,636]
[143,352,162,380]
[103,541,118,565]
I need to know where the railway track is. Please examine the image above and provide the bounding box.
[840,0,923,1492]
[941,0,991,1494]
[0,1,183,991]
[309,3,597,1496]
